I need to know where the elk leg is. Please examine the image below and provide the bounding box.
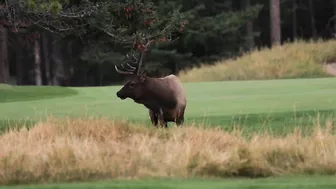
[176,117,184,126]
[158,117,167,128]
[159,120,168,128]
[175,108,185,126]
[149,110,158,127]
[158,108,168,128]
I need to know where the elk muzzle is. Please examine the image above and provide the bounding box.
[116,90,127,100]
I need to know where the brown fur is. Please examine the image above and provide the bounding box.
[115,41,186,128]
[116,74,187,128]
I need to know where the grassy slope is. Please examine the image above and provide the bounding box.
[1,77,336,134]
[179,39,336,82]
[2,176,336,189]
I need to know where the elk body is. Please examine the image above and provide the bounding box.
[115,42,187,128]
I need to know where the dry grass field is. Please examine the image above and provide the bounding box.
[1,116,336,185]
[179,39,336,82]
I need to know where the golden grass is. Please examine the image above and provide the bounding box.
[179,39,336,82]
[1,117,336,185]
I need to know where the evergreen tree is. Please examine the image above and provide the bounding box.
[143,0,263,74]
[77,0,186,66]
[0,0,185,47]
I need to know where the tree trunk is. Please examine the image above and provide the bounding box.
[270,0,281,46]
[16,44,24,85]
[292,0,297,40]
[0,26,9,83]
[50,37,65,86]
[62,41,74,86]
[242,0,254,50]
[14,33,25,85]
[34,37,42,85]
[308,0,317,38]
[333,0,336,36]
[246,21,254,50]
[42,32,52,85]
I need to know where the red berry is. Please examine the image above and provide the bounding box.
[11,27,18,33]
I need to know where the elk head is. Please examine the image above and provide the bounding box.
[115,40,153,101]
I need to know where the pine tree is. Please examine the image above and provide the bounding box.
[0,0,185,47]
[75,0,187,71]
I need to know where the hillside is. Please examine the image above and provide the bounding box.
[179,39,336,82]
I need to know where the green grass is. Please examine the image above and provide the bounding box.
[1,78,336,187]
[1,77,336,134]
[0,84,77,103]
[2,176,336,189]
[2,41,336,188]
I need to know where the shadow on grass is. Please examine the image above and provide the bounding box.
[0,85,78,103]
[0,120,37,133]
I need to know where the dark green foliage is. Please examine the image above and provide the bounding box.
[76,0,187,70]
[82,0,184,44]
[51,0,187,77]
[136,0,264,75]
[179,0,263,58]
[3,0,336,86]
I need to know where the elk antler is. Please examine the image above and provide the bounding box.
[115,39,154,75]
[136,40,154,75]
[114,53,138,75]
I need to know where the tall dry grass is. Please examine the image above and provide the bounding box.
[0,117,336,185]
[179,39,336,82]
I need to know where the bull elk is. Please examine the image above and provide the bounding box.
[114,40,187,128]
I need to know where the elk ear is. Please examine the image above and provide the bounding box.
[140,73,146,82]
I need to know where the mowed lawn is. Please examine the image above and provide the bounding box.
[1,78,336,188]
[1,77,336,133]
[2,176,336,189]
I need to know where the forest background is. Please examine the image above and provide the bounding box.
[0,0,334,86]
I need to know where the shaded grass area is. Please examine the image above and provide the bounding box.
[0,120,36,133]
[179,39,336,82]
[1,117,336,185]
[3,176,336,189]
[0,84,78,103]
